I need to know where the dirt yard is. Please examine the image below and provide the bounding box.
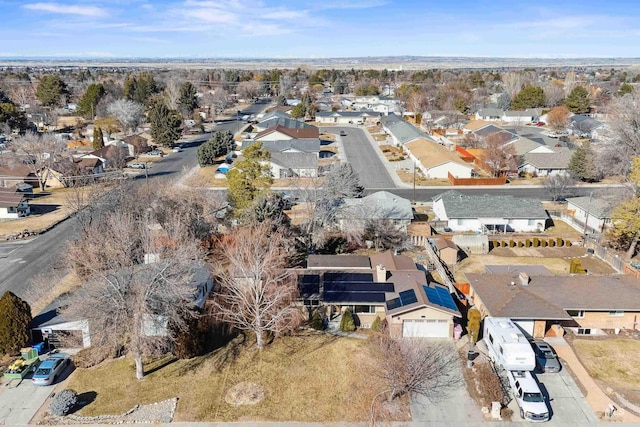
[0,189,74,239]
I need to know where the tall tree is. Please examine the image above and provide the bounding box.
[542,174,577,201]
[481,132,518,177]
[290,103,306,119]
[93,126,104,151]
[77,83,105,119]
[210,222,299,350]
[36,74,68,107]
[149,101,182,147]
[63,195,206,379]
[123,75,137,100]
[511,85,546,109]
[10,132,67,190]
[546,105,571,131]
[611,197,640,259]
[107,99,145,134]
[132,73,157,105]
[178,82,198,116]
[197,130,235,166]
[0,101,27,133]
[226,142,272,211]
[568,141,600,182]
[0,291,32,355]
[565,86,591,114]
[236,80,262,100]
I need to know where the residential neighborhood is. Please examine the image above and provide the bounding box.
[2,9,640,426]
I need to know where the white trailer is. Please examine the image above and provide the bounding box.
[483,317,535,371]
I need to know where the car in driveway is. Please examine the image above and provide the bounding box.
[339,130,347,136]
[32,353,70,386]
[532,341,561,373]
[172,146,183,153]
[128,162,146,169]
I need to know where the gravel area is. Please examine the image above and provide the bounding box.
[44,398,177,425]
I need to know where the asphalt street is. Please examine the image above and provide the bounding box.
[325,126,397,189]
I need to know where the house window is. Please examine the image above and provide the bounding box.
[488,334,494,344]
[604,218,612,224]
[499,345,503,355]
[528,219,537,226]
[303,299,319,307]
[567,310,585,318]
[609,310,624,317]
[577,328,592,335]
[347,305,376,314]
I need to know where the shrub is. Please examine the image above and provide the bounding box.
[72,346,112,369]
[339,309,356,332]
[0,292,32,354]
[371,316,382,332]
[310,309,326,331]
[557,237,563,247]
[467,308,482,342]
[549,239,556,247]
[517,241,524,247]
[509,240,516,247]
[533,237,539,247]
[566,240,572,247]
[50,389,78,416]
[525,239,531,247]
[541,239,548,247]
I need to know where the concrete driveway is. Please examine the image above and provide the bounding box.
[0,358,74,425]
[410,341,483,423]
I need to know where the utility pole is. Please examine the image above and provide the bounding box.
[582,192,593,247]
[413,160,416,205]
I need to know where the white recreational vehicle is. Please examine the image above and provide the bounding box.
[483,317,536,371]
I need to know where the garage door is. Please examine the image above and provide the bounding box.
[402,319,449,338]
[513,320,534,337]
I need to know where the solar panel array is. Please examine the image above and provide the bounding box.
[325,281,395,293]
[423,285,458,311]
[385,289,418,311]
[324,272,373,282]
[323,291,387,303]
[299,275,320,296]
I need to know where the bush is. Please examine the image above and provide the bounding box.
[549,239,556,247]
[509,240,516,247]
[556,237,564,247]
[339,309,356,332]
[371,316,382,332]
[0,292,32,354]
[494,240,501,247]
[72,346,112,369]
[525,239,531,247]
[533,237,539,247]
[50,389,78,416]
[310,309,326,331]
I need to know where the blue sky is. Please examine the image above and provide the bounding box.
[1,0,640,58]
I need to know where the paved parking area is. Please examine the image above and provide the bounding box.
[0,359,74,425]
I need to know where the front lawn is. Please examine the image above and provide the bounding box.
[572,338,640,405]
[65,333,403,422]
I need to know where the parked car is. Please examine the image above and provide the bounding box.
[535,122,546,127]
[32,353,70,386]
[339,130,347,136]
[149,149,163,156]
[129,162,146,169]
[532,341,561,373]
[172,146,183,153]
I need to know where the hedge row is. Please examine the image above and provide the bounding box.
[493,237,573,248]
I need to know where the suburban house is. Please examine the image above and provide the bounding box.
[298,251,461,338]
[568,115,605,138]
[315,111,381,125]
[46,157,105,188]
[518,147,573,177]
[381,114,430,146]
[404,138,473,179]
[0,164,38,189]
[269,152,318,178]
[336,191,414,233]
[254,117,313,132]
[105,139,136,157]
[122,133,151,154]
[472,124,557,157]
[566,196,613,234]
[31,264,213,348]
[0,189,30,219]
[90,145,129,169]
[241,139,320,157]
[254,125,319,141]
[465,269,640,338]
[476,108,541,124]
[432,190,549,233]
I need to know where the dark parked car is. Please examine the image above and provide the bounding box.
[339,130,347,136]
[532,341,561,373]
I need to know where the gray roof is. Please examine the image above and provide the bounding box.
[434,190,548,219]
[477,108,503,117]
[507,137,545,156]
[503,110,537,118]
[566,196,613,219]
[307,255,371,269]
[270,152,318,170]
[340,191,414,221]
[569,115,603,132]
[474,125,519,144]
[242,139,320,153]
[380,114,431,144]
[316,110,381,118]
[522,148,572,169]
[259,110,290,122]
[484,265,552,275]
[258,117,312,130]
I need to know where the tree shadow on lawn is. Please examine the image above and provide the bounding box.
[71,391,98,414]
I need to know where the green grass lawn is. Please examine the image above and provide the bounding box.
[66,332,398,422]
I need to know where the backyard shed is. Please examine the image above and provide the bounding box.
[452,234,489,254]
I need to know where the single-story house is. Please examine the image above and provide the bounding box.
[465,271,640,337]
[241,139,320,156]
[254,117,313,132]
[568,115,605,138]
[337,191,414,233]
[269,152,318,178]
[0,189,30,219]
[566,196,613,234]
[122,133,151,154]
[404,138,473,179]
[0,164,39,189]
[519,147,573,177]
[432,190,548,233]
[315,111,381,125]
[254,125,319,141]
[380,114,430,146]
[475,108,541,124]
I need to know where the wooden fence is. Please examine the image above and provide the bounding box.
[447,172,507,186]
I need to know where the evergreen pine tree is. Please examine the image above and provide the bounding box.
[93,126,104,150]
[0,291,32,354]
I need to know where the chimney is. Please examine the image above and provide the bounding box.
[518,272,530,286]
[376,264,387,282]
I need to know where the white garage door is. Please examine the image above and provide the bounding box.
[513,320,534,337]
[402,319,449,338]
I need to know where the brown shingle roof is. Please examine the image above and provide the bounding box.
[0,189,26,208]
[370,251,417,272]
[405,138,471,170]
[255,125,319,140]
[466,272,640,318]
[0,164,34,179]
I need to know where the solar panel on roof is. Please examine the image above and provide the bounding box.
[323,291,387,303]
[324,272,373,283]
[386,298,402,310]
[300,275,320,285]
[399,289,418,305]
[423,286,458,311]
[324,281,395,293]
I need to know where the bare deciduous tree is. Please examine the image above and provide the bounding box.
[369,334,461,403]
[206,88,230,117]
[542,174,577,201]
[501,72,526,98]
[544,82,566,107]
[546,105,571,131]
[107,99,145,134]
[607,90,640,158]
[481,133,518,177]
[236,80,262,101]
[210,222,300,350]
[164,76,182,110]
[9,132,67,191]
[63,199,206,380]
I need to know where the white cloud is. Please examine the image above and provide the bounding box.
[23,2,108,17]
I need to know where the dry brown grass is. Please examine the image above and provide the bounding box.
[28,272,81,314]
[65,333,397,422]
[0,189,74,237]
[184,166,229,188]
[545,220,582,237]
[572,338,640,394]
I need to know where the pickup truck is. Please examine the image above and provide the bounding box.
[507,370,550,422]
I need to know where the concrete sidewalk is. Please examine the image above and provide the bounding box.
[545,337,640,423]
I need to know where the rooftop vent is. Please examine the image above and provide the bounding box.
[518,272,530,286]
